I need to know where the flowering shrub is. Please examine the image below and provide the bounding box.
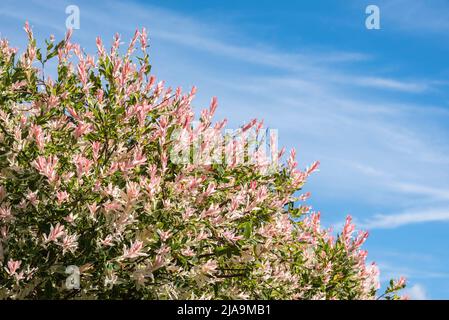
[0,24,405,299]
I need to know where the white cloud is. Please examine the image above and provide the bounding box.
[390,182,449,201]
[360,208,449,229]
[404,284,428,300]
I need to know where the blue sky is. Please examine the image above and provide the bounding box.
[1,0,449,299]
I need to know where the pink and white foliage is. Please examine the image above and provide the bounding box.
[0,24,405,299]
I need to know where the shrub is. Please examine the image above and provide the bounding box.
[0,23,405,299]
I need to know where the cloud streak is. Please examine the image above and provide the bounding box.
[3,0,449,225]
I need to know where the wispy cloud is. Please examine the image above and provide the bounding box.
[379,0,449,35]
[351,76,428,93]
[3,0,449,223]
[359,207,449,229]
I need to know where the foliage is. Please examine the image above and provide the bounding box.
[0,23,405,299]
